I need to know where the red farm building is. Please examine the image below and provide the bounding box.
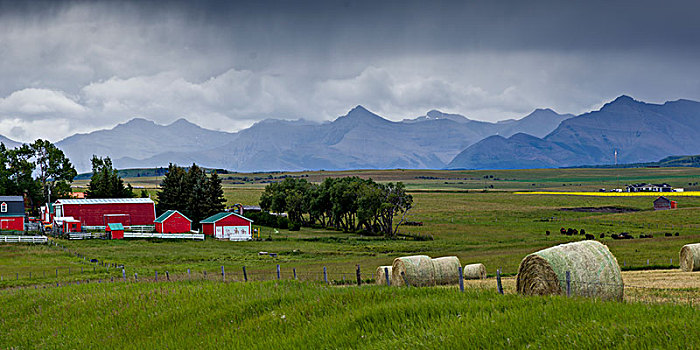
[53,198,156,228]
[154,210,192,233]
[200,212,253,241]
[40,203,55,224]
[106,223,124,239]
[653,196,677,210]
[0,196,25,231]
[53,217,81,233]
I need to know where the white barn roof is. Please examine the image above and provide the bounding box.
[55,198,154,205]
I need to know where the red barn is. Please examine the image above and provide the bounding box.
[200,212,253,241]
[53,198,156,228]
[106,223,124,239]
[154,210,192,233]
[0,196,25,231]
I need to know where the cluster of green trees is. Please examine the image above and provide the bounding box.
[0,140,77,213]
[259,177,413,236]
[85,156,141,198]
[156,163,226,224]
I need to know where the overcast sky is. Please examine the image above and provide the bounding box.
[0,0,699,142]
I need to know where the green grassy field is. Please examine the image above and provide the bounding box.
[3,167,700,348]
[1,281,698,349]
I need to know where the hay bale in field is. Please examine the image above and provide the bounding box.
[432,256,461,285]
[463,263,487,280]
[679,243,700,272]
[375,266,392,285]
[516,240,623,301]
[391,255,435,287]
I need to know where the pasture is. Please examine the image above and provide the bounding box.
[2,167,700,347]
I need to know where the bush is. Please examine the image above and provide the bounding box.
[289,221,301,231]
[277,216,289,229]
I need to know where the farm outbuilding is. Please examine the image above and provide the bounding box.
[200,212,253,241]
[53,198,156,228]
[53,217,81,233]
[40,203,55,224]
[653,196,676,210]
[0,196,25,231]
[106,223,124,240]
[154,210,192,233]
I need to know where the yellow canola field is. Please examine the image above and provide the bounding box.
[515,191,700,197]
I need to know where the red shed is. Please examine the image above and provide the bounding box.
[200,212,253,241]
[106,223,124,240]
[53,198,156,228]
[53,217,81,233]
[154,210,192,233]
[0,196,25,231]
[653,196,675,210]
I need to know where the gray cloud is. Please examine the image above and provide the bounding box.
[0,0,699,142]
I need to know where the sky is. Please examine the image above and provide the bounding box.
[0,0,699,142]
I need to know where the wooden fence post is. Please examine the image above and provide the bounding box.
[401,271,410,287]
[222,266,226,282]
[187,269,191,279]
[155,271,158,282]
[496,269,503,295]
[293,268,297,280]
[385,267,391,286]
[323,267,328,284]
[166,271,170,281]
[565,271,571,297]
[458,266,464,292]
[277,264,281,280]
[243,266,248,282]
[134,272,138,282]
[356,265,361,286]
[122,269,126,282]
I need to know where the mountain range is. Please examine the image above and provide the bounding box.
[447,96,700,169]
[32,106,571,173]
[0,95,698,172]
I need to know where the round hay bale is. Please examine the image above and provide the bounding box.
[375,266,392,285]
[680,243,700,272]
[391,255,435,287]
[463,263,487,280]
[432,256,461,285]
[516,240,623,301]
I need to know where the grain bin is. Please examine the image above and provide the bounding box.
[516,240,623,301]
[463,263,487,280]
[375,266,393,285]
[432,256,461,285]
[680,243,700,272]
[391,255,435,287]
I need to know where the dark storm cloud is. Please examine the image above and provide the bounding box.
[0,0,698,141]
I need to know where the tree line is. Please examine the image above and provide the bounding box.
[259,177,413,237]
[156,163,226,224]
[0,140,77,213]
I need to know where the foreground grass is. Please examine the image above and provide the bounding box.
[1,281,698,349]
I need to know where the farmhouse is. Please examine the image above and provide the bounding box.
[626,183,673,192]
[0,196,25,231]
[106,223,124,239]
[653,196,676,210]
[200,212,253,241]
[53,198,156,229]
[154,210,192,233]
